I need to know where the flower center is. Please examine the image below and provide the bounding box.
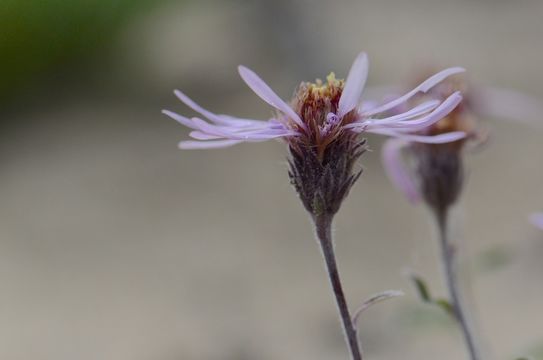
[292,72,344,130]
[288,73,358,160]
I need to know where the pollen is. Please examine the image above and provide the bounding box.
[309,72,344,98]
[292,72,345,128]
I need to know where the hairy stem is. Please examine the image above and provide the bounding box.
[435,209,481,360]
[313,214,362,360]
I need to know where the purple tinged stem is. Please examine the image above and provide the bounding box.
[313,214,363,360]
[435,209,482,360]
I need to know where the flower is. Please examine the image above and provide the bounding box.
[163,52,465,151]
[381,69,481,213]
[163,52,466,216]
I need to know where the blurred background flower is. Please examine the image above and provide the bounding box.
[1,1,543,360]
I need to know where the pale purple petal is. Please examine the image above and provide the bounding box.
[180,117,247,139]
[189,117,238,138]
[382,139,421,204]
[189,131,222,140]
[179,139,244,149]
[359,100,379,113]
[368,130,467,144]
[189,117,296,140]
[390,92,462,132]
[174,89,231,124]
[238,66,306,129]
[374,99,440,124]
[363,67,465,116]
[232,129,298,138]
[227,132,297,140]
[189,129,294,141]
[220,114,276,128]
[530,213,543,230]
[346,99,440,130]
[338,52,369,117]
[162,110,200,130]
[174,90,265,127]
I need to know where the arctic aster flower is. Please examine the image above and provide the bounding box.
[164,53,466,216]
[163,53,468,360]
[380,64,543,210]
[163,52,465,152]
[164,52,465,216]
[381,70,480,211]
[379,69,487,360]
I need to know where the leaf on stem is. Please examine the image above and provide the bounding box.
[409,272,432,303]
[352,290,404,327]
[407,270,456,318]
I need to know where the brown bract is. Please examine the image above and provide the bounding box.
[286,73,365,217]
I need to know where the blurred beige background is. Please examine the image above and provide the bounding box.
[1,0,543,359]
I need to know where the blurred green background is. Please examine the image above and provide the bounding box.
[1,1,542,360]
[0,0,165,101]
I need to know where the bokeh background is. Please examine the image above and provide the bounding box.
[2,0,543,359]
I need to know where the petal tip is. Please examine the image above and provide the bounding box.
[338,51,370,117]
[237,65,250,77]
[355,51,369,63]
[444,67,466,76]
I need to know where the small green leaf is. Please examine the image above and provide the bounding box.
[410,273,432,303]
[434,298,455,318]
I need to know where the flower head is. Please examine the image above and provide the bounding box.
[163,53,465,151]
[381,69,480,213]
[164,52,466,216]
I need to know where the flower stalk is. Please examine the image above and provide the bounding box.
[435,208,481,360]
[381,69,486,359]
[313,213,363,360]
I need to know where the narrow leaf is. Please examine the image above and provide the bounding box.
[409,272,432,303]
[352,290,404,326]
[434,298,456,318]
